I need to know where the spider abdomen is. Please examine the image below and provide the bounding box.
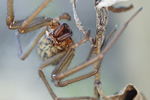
[37,36,64,64]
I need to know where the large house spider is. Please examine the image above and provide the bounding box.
[6,0,142,100]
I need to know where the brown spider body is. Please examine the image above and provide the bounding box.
[37,23,74,64]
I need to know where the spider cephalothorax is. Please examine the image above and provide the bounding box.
[37,23,73,62]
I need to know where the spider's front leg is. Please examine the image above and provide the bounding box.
[7,0,71,33]
[7,0,51,33]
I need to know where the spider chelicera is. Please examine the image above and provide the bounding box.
[6,0,142,100]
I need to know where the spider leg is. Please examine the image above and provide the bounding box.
[7,0,71,33]
[86,47,94,61]
[102,26,117,50]
[52,58,103,87]
[15,27,47,60]
[52,48,75,77]
[7,0,14,27]
[52,7,142,87]
[39,50,98,100]
[18,0,51,33]
[9,17,53,32]
[108,5,133,13]
[38,51,66,100]
[7,0,51,32]
[71,30,91,49]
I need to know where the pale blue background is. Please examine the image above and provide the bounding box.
[0,0,149,100]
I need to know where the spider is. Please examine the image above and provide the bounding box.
[6,0,142,100]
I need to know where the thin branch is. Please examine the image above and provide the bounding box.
[72,0,93,42]
[94,1,109,98]
[95,81,109,100]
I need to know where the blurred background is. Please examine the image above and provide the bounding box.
[0,0,150,100]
